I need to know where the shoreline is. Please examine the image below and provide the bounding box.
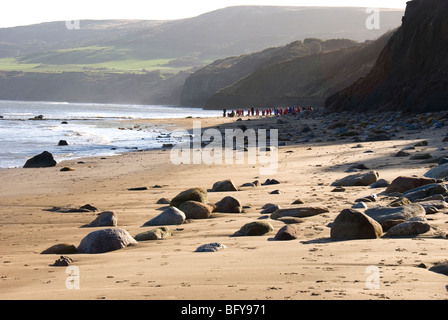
[1,113,448,300]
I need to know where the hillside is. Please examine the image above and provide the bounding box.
[325,0,448,113]
[0,6,404,105]
[202,32,393,109]
[181,38,359,107]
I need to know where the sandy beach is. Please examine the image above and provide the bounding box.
[1,112,447,301]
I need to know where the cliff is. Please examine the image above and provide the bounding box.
[202,32,393,109]
[325,0,448,113]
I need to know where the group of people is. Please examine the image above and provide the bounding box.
[223,106,314,118]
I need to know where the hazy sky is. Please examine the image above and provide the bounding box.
[0,0,408,28]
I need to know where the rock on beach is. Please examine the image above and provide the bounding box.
[143,207,186,226]
[23,151,57,168]
[364,204,426,226]
[234,221,274,236]
[331,171,379,187]
[271,207,329,219]
[77,228,137,254]
[170,188,208,208]
[330,209,383,240]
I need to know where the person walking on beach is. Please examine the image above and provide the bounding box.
[223,109,227,117]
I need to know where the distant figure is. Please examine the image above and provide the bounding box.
[256,109,259,116]
[223,109,227,117]
[251,107,255,116]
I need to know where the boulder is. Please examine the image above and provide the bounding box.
[424,163,448,179]
[262,178,280,185]
[385,217,431,237]
[77,228,137,254]
[260,204,280,214]
[381,219,406,232]
[331,171,379,187]
[60,166,75,172]
[402,183,447,202]
[429,261,448,276]
[276,217,305,224]
[170,188,208,207]
[58,140,68,146]
[215,196,242,213]
[274,224,301,240]
[134,227,171,241]
[143,207,186,226]
[41,243,78,254]
[409,153,432,160]
[212,179,238,192]
[416,200,448,213]
[23,151,57,168]
[389,197,412,207]
[179,201,214,219]
[386,176,436,194]
[394,150,410,157]
[364,204,426,224]
[370,179,390,188]
[156,198,171,204]
[330,209,383,240]
[234,221,274,236]
[84,211,117,227]
[195,242,227,252]
[271,207,329,220]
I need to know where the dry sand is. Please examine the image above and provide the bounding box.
[0,114,447,301]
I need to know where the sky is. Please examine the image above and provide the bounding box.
[0,0,409,28]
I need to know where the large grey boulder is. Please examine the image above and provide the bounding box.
[364,204,426,224]
[330,209,383,240]
[143,207,186,226]
[402,183,447,202]
[77,228,137,254]
[331,171,379,187]
[424,163,448,179]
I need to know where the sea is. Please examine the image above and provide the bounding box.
[0,100,222,169]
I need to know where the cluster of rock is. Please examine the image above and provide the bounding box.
[41,166,448,264]
[330,168,448,240]
[274,110,447,145]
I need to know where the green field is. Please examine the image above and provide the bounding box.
[0,46,199,74]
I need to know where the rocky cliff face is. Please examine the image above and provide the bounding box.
[325,0,448,113]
